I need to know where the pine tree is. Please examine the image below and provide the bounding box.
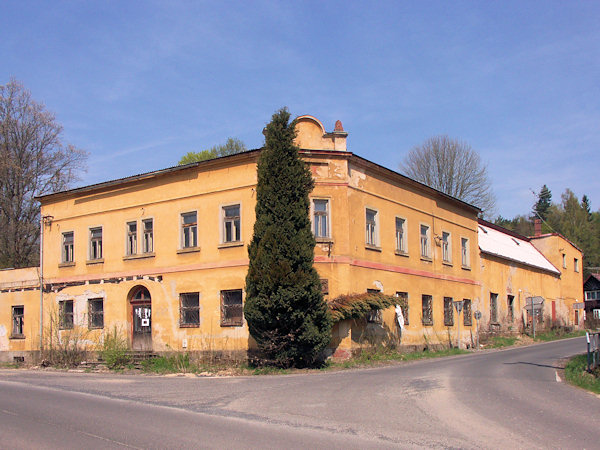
[533,184,552,221]
[244,108,332,368]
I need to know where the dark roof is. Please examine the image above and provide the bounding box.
[36,147,480,214]
[584,273,600,290]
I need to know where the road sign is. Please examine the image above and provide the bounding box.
[453,300,464,313]
[573,303,584,310]
[525,296,544,311]
[474,310,482,320]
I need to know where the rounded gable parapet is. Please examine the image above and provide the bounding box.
[294,115,347,151]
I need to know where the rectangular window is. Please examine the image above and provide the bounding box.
[396,291,409,325]
[180,292,200,327]
[562,254,567,269]
[59,300,74,329]
[420,225,430,258]
[220,289,243,326]
[181,212,198,248]
[366,288,382,323]
[422,294,433,325]
[223,205,241,243]
[490,293,498,323]
[142,219,153,253]
[442,232,451,263]
[444,297,454,326]
[365,209,378,246]
[463,299,472,326]
[320,279,329,295]
[461,238,470,267]
[395,218,407,253]
[313,199,330,239]
[89,227,103,260]
[574,258,579,272]
[11,306,24,337]
[594,309,600,320]
[88,299,104,329]
[62,232,74,263]
[507,295,515,322]
[126,221,137,255]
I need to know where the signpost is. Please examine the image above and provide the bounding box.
[526,296,544,338]
[453,300,464,349]
[474,310,482,349]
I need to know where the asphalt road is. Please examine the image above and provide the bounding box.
[0,337,598,449]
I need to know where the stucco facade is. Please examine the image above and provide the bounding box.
[0,116,584,362]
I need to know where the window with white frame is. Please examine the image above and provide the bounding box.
[142,219,153,253]
[420,224,430,258]
[586,290,599,300]
[366,209,378,246]
[181,212,198,248]
[461,237,470,267]
[395,217,407,253]
[62,231,74,263]
[126,221,137,255]
[442,231,451,263]
[562,254,567,269]
[574,258,579,272]
[222,205,241,243]
[313,199,330,239]
[89,227,103,260]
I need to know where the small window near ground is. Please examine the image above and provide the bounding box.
[62,232,74,263]
[507,295,515,322]
[463,299,472,326]
[422,294,433,325]
[89,227,103,260]
[221,289,243,326]
[11,306,24,337]
[490,293,498,323]
[444,297,454,326]
[126,221,137,255]
[181,212,198,248]
[180,292,200,327]
[223,205,241,243]
[88,299,104,329]
[59,300,74,329]
[396,291,409,325]
[142,219,154,253]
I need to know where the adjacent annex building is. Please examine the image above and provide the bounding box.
[0,116,584,362]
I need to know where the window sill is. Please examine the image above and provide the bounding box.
[461,265,471,271]
[86,259,104,265]
[365,244,382,252]
[316,237,334,244]
[422,321,433,327]
[9,334,25,340]
[218,241,244,249]
[177,247,201,254]
[420,256,432,262]
[220,323,243,327]
[123,253,156,261]
[442,261,453,267]
[88,326,104,330]
[395,250,409,257]
[58,262,75,268]
[179,324,200,328]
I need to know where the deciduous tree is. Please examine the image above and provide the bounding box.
[400,135,496,216]
[244,108,332,368]
[0,79,87,268]
[178,137,246,165]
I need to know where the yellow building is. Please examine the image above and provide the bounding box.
[0,115,584,362]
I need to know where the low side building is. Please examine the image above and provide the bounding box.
[583,273,600,323]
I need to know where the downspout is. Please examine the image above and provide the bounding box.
[39,214,53,351]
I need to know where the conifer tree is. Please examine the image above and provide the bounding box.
[244,108,332,368]
[533,184,552,221]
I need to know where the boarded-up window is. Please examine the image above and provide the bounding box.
[59,300,74,329]
[180,293,200,327]
[396,291,409,325]
[490,293,498,323]
[422,295,433,325]
[88,298,104,329]
[463,299,472,326]
[221,289,243,327]
[444,297,454,326]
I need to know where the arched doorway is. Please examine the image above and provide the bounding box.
[129,286,152,351]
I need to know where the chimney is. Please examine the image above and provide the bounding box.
[534,219,542,237]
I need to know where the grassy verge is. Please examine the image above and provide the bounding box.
[533,329,587,342]
[485,336,518,348]
[564,354,600,395]
[326,347,469,370]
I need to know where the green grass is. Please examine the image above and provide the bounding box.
[486,336,518,348]
[533,329,587,342]
[564,354,600,395]
[326,347,469,370]
[141,354,197,374]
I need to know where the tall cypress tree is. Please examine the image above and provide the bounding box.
[244,108,332,368]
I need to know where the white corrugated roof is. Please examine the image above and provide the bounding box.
[478,224,560,274]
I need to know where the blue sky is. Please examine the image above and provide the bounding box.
[1,1,598,217]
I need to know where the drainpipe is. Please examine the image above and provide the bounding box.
[39,215,53,352]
